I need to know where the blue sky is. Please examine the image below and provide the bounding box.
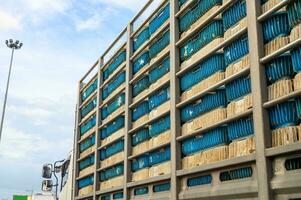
[0,0,161,198]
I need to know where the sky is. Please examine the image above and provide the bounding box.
[0,0,160,199]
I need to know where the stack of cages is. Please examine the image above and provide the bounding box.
[98,34,127,197]
[129,1,172,199]
[260,0,301,198]
[177,0,256,198]
[77,71,99,197]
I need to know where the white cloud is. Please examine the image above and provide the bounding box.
[75,12,105,31]
[97,0,146,12]
[0,10,21,31]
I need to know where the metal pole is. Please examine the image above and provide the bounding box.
[0,47,15,142]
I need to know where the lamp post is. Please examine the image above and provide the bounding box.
[0,39,23,142]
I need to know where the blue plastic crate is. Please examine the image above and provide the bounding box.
[103,50,126,81]
[265,55,294,84]
[180,53,225,92]
[225,76,251,102]
[179,0,187,7]
[101,140,124,160]
[78,175,94,189]
[149,115,170,138]
[149,146,170,166]
[79,154,95,170]
[149,4,170,35]
[269,101,299,129]
[180,20,223,62]
[132,128,150,146]
[153,182,170,193]
[227,117,254,141]
[262,12,290,44]
[180,0,222,33]
[224,34,249,66]
[287,0,301,28]
[80,135,95,152]
[220,167,253,182]
[102,72,126,100]
[80,114,96,135]
[81,79,98,102]
[133,51,150,75]
[101,116,125,140]
[222,0,246,31]
[131,154,150,172]
[134,187,149,196]
[149,30,170,59]
[149,87,170,110]
[291,47,301,72]
[113,192,123,199]
[187,174,212,187]
[285,156,301,171]
[81,97,97,118]
[180,90,226,123]
[149,57,170,84]
[101,93,125,120]
[132,76,149,97]
[101,164,124,181]
[134,27,150,52]
[101,195,110,200]
[182,127,228,156]
[132,101,149,122]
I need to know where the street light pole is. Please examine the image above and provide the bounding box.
[0,39,23,142]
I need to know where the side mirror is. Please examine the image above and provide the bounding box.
[42,180,53,191]
[42,164,52,179]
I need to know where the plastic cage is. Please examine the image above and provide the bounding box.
[79,154,95,170]
[134,27,150,52]
[133,51,150,75]
[132,128,150,146]
[149,30,170,60]
[227,117,254,141]
[132,101,149,122]
[225,75,251,102]
[149,146,171,166]
[149,3,170,35]
[101,93,125,120]
[149,87,170,110]
[187,174,212,187]
[287,0,301,28]
[149,115,170,138]
[80,135,96,152]
[265,54,294,84]
[132,76,150,98]
[113,192,123,199]
[180,20,224,62]
[153,182,171,193]
[102,72,126,100]
[78,175,94,189]
[180,53,225,92]
[262,12,290,44]
[80,115,97,135]
[149,57,170,84]
[134,187,149,196]
[269,100,299,129]
[100,163,124,181]
[182,127,228,156]
[220,166,253,182]
[81,79,98,102]
[81,97,97,118]
[291,47,301,73]
[222,0,246,31]
[180,90,226,123]
[103,50,126,81]
[131,154,150,172]
[224,34,249,66]
[100,140,124,160]
[101,116,125,140]
[285,156,301,171]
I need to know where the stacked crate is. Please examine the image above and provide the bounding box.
[128,0,172,189]
[99,48,127,192]
[260,0,301,148]
[178,0,254,174]
[99,191,124,200]
[130,181,171,200]
[77,76,98,197]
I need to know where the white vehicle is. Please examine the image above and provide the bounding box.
[30,192,56,200]
[58,152,74,200]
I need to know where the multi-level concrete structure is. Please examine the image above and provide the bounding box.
[73,0,301,199]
